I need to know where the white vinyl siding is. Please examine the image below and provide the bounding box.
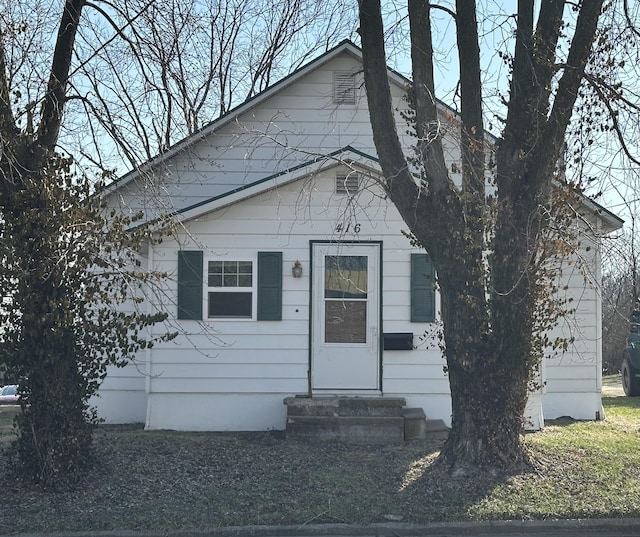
[107,51,429,223]
[143,169,450,430]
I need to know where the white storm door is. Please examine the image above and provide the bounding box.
[311,243,380,390]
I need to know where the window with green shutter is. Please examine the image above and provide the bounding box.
[411,253,435,322]
[178,250,283,321]
[177,250,203,320]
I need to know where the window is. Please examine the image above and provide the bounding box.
[333,72,356,104]
[336,173,360,195]
[177,250,282,321]
[207,260,254,318]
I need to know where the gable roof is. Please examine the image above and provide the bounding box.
[108,39,622,235]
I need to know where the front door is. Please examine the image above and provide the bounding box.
[311,242,380,391]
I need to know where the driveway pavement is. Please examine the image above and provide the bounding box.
[602,374,624,397]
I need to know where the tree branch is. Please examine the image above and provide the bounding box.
[532,0,566,117]
[358,0,414,196]
[36,0,87,153]
[429,3,457,21]
[505,0,534,123]
[584,73,640,167]
[454,0,485,195]
[544,1,604,161]
[408,0,450,195]
[624,0,640,38]
[0,40,17,137]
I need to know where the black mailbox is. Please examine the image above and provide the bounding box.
[383,332,414,350]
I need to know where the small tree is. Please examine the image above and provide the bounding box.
[0,156,172,484]
[0,0,174,485]
[602,209,640,374]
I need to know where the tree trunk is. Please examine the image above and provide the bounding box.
[359,0,605,473]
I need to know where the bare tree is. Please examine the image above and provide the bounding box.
[357,1,636,474]
[65,0,355,171]
[601,177,640,374]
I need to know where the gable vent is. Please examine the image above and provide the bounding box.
[334,72,356,104]
[336,173,360,195]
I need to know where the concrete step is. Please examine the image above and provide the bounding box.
[283,396,406,417]
[286,414,405,444]
[403,407,449,440]
[284,396,407,443]
[283,396,447,444]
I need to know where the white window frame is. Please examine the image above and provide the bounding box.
[206,257,257,320]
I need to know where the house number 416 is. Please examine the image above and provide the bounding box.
[335,222,361,233]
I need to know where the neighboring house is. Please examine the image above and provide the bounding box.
[98,40,622,432]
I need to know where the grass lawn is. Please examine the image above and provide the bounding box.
[1,388,639,533]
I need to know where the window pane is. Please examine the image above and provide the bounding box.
[209,261,223,272]
[223,261,238,274]
[209,292,252,318]
[223,274,237,287]
[238,274,252,287]
[238,261,252,274]
[208,261,223,287]
[325,300,366,343]
[325,256,367,299]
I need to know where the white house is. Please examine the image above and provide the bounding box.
[98,40,623,432]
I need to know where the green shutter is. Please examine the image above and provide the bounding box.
[177,250,203,320]
[257,251,283,321]
[411,253,435,322]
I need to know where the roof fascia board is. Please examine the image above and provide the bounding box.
[156,146,620,236]
[173,147,380,225]
[580,196,624,233]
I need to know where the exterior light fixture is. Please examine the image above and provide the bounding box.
[292,260,303,278]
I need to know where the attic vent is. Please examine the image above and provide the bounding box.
[334,72,356,104]
[336,173,360,195]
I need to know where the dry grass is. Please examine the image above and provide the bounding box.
[2,383,640,534]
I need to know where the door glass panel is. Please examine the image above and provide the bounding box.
[324,255,368,344]
[325,301,367,343]
[324,256,367,298]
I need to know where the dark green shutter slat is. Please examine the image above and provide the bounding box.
[257,252,282,321]
[178,250,203,320]
[411,253,435,322]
